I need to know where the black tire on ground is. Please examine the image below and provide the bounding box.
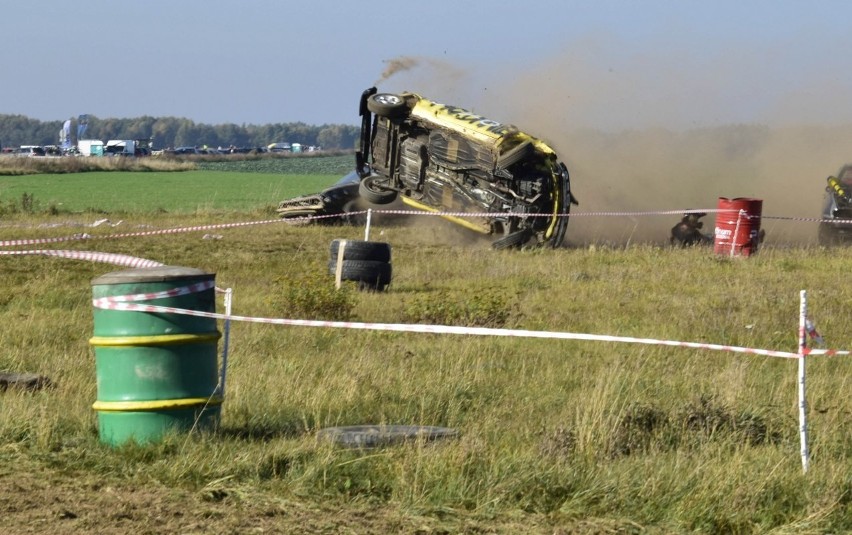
[359,175,398,205]
[491,229,532,250]
[329,239,392,263]
[328,259,392,291]
[366,93,409,118]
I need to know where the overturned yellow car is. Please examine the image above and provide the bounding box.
[355,87,577,248]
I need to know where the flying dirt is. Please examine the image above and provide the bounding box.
[373,54,852,246]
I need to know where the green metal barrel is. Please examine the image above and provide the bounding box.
[91,266,222,446]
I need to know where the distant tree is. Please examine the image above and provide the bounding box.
[174,119,197,148]
[0,114,360,150]
[318,124,358,150]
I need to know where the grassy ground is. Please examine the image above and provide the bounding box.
[0,208,850,533]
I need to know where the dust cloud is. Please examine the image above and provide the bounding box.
[374,56,465,88]
[372,53,852,246]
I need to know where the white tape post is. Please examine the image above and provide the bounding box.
[334,240,346,290]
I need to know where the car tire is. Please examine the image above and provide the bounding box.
[330,239,392,263]
[491,229,532,250]
[359,175,398,204]
[367,93,409,118]
[328,259,392,291]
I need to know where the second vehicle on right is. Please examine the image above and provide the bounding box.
[819,164,852,245]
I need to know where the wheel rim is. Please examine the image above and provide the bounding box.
[374,94,402,106]
[367,177,390,193]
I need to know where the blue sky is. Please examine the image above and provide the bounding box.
[3,1,852,130]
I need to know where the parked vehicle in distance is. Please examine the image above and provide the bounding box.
[173,147,200,155]
[355,87,576,249]
[818,164,852,245]
[268,142,291,153]
[104,140,137,157]
[15,146,45,157]
[78,140,105,157]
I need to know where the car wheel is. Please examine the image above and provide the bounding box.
[491,229,532,250]
[367,93,409,118]
[359,175,398,204]
[546,163,572,248]
[328,259,392,291]
[330,239,392,263]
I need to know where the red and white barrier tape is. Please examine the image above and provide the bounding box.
[0,217,302,248]
[91,286,848,360]
[4,208,847,250]
[0,249,165,268]
[347,208,739,219]
[5,213,851,360]
[92,279,215,305]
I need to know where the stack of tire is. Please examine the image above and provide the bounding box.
[329,239,392,292]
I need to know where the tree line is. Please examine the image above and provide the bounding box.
[0,114,361,151]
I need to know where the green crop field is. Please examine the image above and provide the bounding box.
[0,170,336,214]
[0,156,850,533]
[0,154,356,214]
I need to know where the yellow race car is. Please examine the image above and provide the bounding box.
[355,87,576,248]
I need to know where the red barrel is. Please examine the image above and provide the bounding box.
[714,197,763,257]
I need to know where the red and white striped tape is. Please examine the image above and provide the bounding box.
[4,208,845,250]
[91,287,848,360]
[0,217,302,248]
[349,208,739,219]
[0,249,165,268]
[92,279,215,306]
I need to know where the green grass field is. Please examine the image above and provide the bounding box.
[0,153,355,214]
[0,156,850,533]
[0,170,335,214]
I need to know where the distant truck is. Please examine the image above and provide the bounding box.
[78,139,104,157]
[102,139,152,157]
[104,139,136,156]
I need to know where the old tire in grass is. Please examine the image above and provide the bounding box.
[328,259,392,291]
[330,239,392,263]
[317,425,458,449]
